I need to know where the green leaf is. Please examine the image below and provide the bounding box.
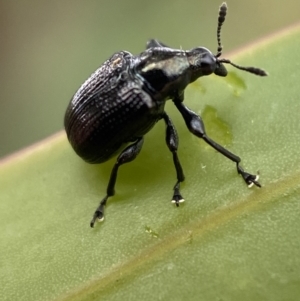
[1,24,300,301]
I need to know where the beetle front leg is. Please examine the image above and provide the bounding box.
[173,100,261,188]
[162,112,185,206]
[90,137,144,227]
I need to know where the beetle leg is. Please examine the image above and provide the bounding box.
[162,112,185,206]
[173,100,261,188]
[146,39,170,49]
[90,137,144,227]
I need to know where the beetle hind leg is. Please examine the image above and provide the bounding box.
[90,137,144,228]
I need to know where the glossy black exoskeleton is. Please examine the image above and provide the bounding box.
[64,2,267,227]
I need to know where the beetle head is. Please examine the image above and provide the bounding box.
[186,46,229,78]
[187,47,219,78]
[188,2,267,80]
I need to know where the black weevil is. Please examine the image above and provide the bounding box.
[64,2,267,227]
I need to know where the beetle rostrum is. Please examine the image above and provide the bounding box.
[64,2,267,228]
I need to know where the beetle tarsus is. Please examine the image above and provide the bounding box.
[90,198,107,228]
[171,181,185,207]
[171,195,185,207]
[237,164,261,188]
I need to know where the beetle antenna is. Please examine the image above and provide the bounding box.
[219,58,268,76]
[215,3,267,76]
[216,2,227,58]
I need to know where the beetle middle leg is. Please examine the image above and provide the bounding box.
[90,137,144,227]
[162,112,185,206]
[173,100,261,188]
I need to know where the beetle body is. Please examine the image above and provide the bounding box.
[64,3,267,227]
[65,46,225,163]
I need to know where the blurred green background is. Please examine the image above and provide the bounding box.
[1,0,300,159]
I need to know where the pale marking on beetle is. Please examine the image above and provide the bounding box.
[142,56,188,78]
[111,57,122,68]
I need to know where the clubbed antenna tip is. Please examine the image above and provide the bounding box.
[216,2,228,57]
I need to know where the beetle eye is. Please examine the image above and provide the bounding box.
[199,59,215,75]
[200,62,209,68]
[199,62,210,75]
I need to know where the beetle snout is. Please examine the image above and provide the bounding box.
[214,61,228,77]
